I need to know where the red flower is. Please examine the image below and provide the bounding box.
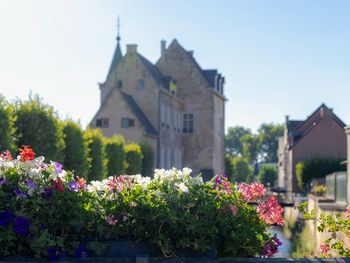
[19,145,35,162]
[52,178,64,192]
[76,177,86,190]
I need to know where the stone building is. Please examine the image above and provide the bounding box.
[90,29,226,177]
[277,104,347,193]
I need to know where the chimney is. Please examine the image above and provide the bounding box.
[127,44,137,54]
[161,40,166,56]
[285,115,289,124]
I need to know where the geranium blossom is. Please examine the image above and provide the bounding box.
[238,182,266,202]
[257,196,284,225]
[19,145,35,162]
[0,150,12,161]
[320,243,330,255]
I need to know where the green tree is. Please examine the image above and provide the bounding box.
[62,120,88,177]
[296,157,346,190]
[0,96,15,152]
[257,123,284,163]
[125,143,143,175]
[225,126,251,156]
[14,95,64,161]
[84,128,106,181]
[257,165,278,187]
[225,153,234,181]
[240,134,259,164]
[105,135,127,177]
[140,143,154,177]
[231,156,252,183]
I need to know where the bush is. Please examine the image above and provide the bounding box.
[84,128,106,181]
[258,166,277,187]
[13,95,64,162]
[139,143,154,177]
[296,157,345,190]
[231,156,252,183]
[0,96,15,152]
[124,143,143,175]
[62,120,88,177]
[105,135,127,177]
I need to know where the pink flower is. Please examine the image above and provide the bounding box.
[238,182,266,202]
[221,181,232,194]
[230,204,237,216]
[257,196,284,225]
[345,207,350,218]
[320,243,330,255]
[107,214,117,226]
[108,176,131,192]
[121,212,129,222]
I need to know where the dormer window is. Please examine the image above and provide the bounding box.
[121,118,135,128]
[96,118,109,128]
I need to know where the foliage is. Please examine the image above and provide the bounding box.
[225,126,251,156]
[257,123,284,163]
[84,128,106,181]
[224,153,233,180]
[240,133,259,163]
[231,156,252,183]
[139,143,154,177]
[124,143,143,175]
[225,123,283,164]
[257,165,278,187]
[62,120,88,177]
[296,157,345,191]
[0,96,15,153]
[104,135,126,177]
[298,202,350,257]
[13,95,64,162]
[0,146,284,259]
[311,184,327,195]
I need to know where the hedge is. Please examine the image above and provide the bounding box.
[140,143,154,177]
[105,135,127,177]
[0,95,15,153]
[125,143,143,175]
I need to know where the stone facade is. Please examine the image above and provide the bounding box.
[346,127,350,204]
[277,104,347,193]
[91,36,225,176]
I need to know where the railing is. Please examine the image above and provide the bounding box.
[325,171,347,204]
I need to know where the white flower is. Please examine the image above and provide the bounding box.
[182,167,192,177]
[0,161,14,169]
[191,176,204,186]
[28,168,42,179]
[175,182,189,193]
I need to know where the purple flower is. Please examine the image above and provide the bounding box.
[52,161,62,173]
[25,179,37,190]
[67,181,79,192]
[14,216,31,237]
[0,177,5,185]
[13,189,27,198]
[74,244,88,258]
[47,247,59,261]
[42,188,53,199]
[0,210,14,227]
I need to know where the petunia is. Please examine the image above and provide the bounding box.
[175,182,189,193]
[42,188,53,199]
[74,244,88,258]
[67,181,79,192]
[0,177,5,186]
[25,179,37,190]
[0,210,14,227]
[107,214,117,226]
[13,189,27,198]
[51,161,62,174]
[14,216,31,237]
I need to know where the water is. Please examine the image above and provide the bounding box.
[267,226,291,257]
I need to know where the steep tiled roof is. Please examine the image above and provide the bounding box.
[120,91,159,137]
[202,69,217,87]
[137,54,164,85]
[106,43,123,80]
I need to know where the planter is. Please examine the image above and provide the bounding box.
[83,239,150,258]
[176,244,217,258]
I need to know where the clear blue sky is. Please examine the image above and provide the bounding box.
[1,0,349,132]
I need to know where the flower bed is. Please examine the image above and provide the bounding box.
[0,146,283,260]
